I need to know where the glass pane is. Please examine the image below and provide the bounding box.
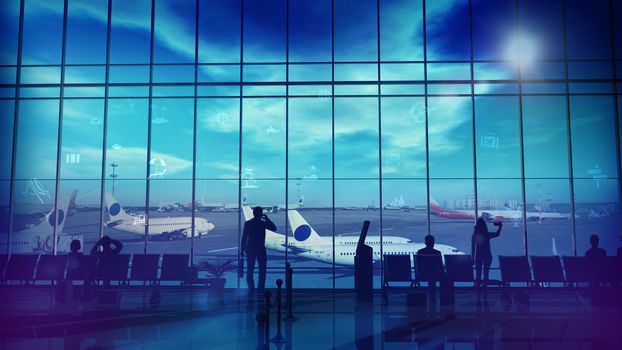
[425,0,470,61]
[381,97,426,178]
[241,98,285,179]
[382,178,428,236]
[110,0,152,64]
[22,0,64,65]
[335,98,379,179]
[15,99,59,180]
[522,96,569,178]
[476,179,525,258]
[429,179,475,258]
[570,96,618,180]
[60,99,104,180]
[0,100,15,180]
[288,98,332,180]
[196,98,240,180]
[380,0,423,62]
[149,98,194,180]
[475,96,521,178]
[289,0,331,62]
[56,179,101,253]
[574,179,621,255]
[105,98,149,180]
[154,0,196,63]
[11,179,57,254]
[472,0,515,60]
[518,0,564,60]
[286,179,332,288]
[335,179,380,287]
[0,180,8,253]
[66,0,108,64]
[194,179,237,287]
[243,0,285,63]
[565,0,612,60]
[146,179,192,255]
[0,0,20,65]
[335,0,377,62]
[525,179,573,257]
[103,179,147,254]
[428,96,473,178]
[241,179,285,290]
[198,0,240,63]
[616,0,622,58]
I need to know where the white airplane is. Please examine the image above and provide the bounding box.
[241,206,463,266]
[2,192,83,253]
[244,195,304,213]
[385,195,407,210]
[430,198,575,222]
[105,193,215,240]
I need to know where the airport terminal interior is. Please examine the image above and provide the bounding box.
[0,0,621,349]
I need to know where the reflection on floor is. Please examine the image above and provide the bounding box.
[0,287,620,349]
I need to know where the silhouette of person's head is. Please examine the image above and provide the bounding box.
[100,235,112,250]
[253,206,263,219]
[70,239,81,253]
[589,234,599,247]
[474,217,487,231]
[424,234,435,248]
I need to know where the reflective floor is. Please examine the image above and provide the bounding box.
[0,287,620,350]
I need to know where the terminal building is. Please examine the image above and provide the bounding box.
[0,0,621,349]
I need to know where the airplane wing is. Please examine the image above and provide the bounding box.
[282,243,312,254]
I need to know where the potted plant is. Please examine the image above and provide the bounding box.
[197,258,237,307]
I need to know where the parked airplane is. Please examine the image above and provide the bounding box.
[106,193,215,240]
[244,195,304,213]
[385,195,408,210]
[429,198,574,222]
[2,191,83,253]
[241,206,462,266]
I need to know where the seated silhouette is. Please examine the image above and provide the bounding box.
[416,234,443,302]
[585,234,606,287]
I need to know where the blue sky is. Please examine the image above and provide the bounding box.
[1,0,620,210]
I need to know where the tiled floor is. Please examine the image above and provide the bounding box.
[0,287,620,349]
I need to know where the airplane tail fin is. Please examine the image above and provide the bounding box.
[33,190,73,235]
[241,205,254,222]
[105,193,133,221]
[429,197,443,213]
[287,209,326,245]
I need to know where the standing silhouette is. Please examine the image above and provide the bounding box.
[241,206,276,298]
[90,236,123,288]
[471,218,502,287]
[585,234,607,287]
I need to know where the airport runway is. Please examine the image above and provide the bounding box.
[9,207,621,288]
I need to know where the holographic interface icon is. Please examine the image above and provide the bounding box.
[407,102,427,124]
[216,112,229,126]
[151,105,170,125]
[586,165,607,190]
[480,133,500,149]
[23,178,51,204]
[149,158,167,179]
[242,167,258,189]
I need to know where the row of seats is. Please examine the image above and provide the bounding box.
[0,254,192,285]
[384,254,622,287]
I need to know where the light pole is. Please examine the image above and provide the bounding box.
[110,162,118,196]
